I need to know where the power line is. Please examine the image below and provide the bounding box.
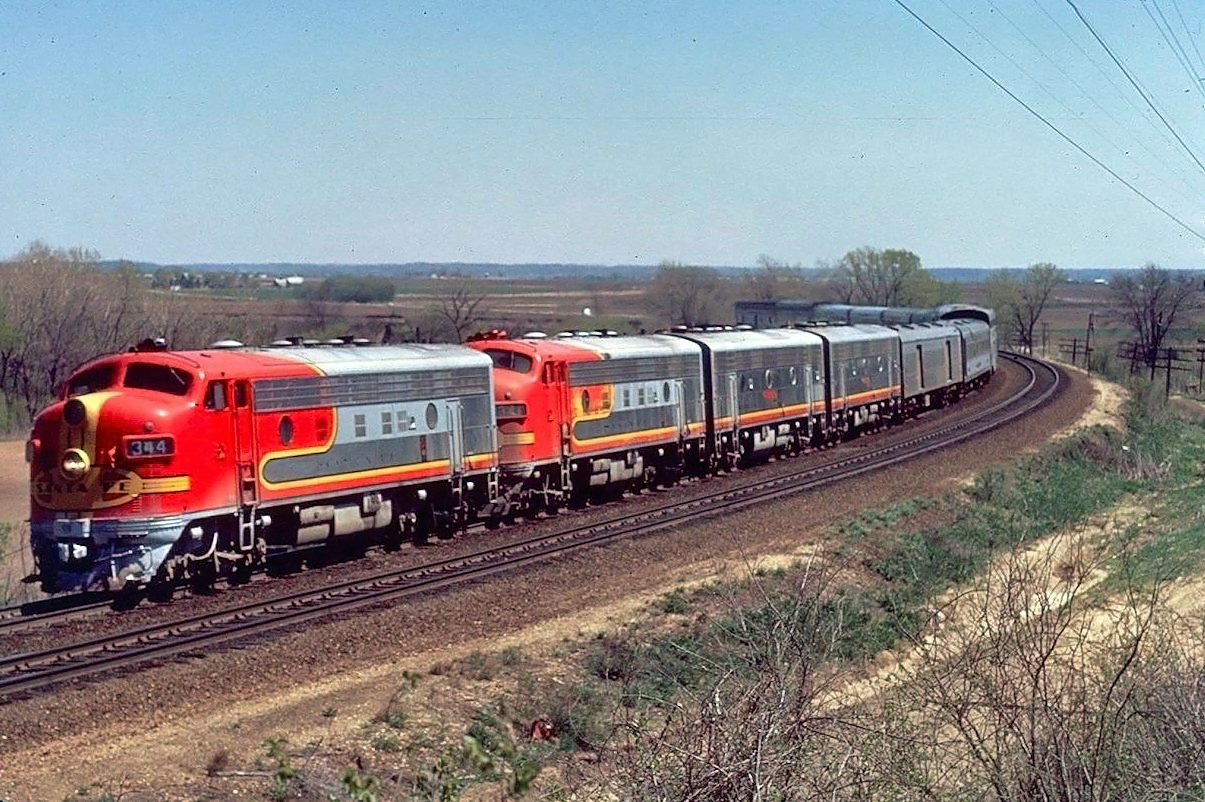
[984,0,1205,204]
[1142,0,1205,111]
[1028,0,1205,203]
[1169,0,1205,79]
[891,0,1205,243]
[1064,0,1205,179]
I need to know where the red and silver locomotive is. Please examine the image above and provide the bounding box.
[28,340,497,593]
[27,303,997,598]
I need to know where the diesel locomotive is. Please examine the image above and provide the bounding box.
[26,306,996,596]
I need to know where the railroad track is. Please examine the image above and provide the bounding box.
[0,352,1060,700]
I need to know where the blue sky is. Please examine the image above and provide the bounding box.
[5,1,1205,269]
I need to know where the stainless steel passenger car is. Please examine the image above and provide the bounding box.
[895,323,965,410]
[669,327,826,468]
[806,324,902,437]
[950,319,997,387]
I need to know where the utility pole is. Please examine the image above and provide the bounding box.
[1197,339,1205,393]
[1084,312,1095,374]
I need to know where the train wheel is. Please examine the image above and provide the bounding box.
[189,561,218,595]
[228,559,253,586]
[267,553,303,577]
[383,517,407,548]
[147,577,175,603]
[414,505,435,546]
[111,582,144,610]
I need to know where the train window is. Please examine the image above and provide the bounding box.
[637,387,646,405]
[381,411,393,435]
[663,381,671,402]
[623,388,630,407]
[127,363,193,397]
[483,349,533,373]
[67,365,117,396]
[234,381,249,407]
[425,402,438,429]
[279,416,294,445]
[764,369,774,389]
[354,413,367,438]
[204,381,227,410]
[788,366,798,386]
[581,390,591,413]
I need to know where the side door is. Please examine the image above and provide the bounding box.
[232,380,256,508]
[545,360,572,458]
[726,372,740,435]
[446,399,465,478]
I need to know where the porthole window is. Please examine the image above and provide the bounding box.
[764,369,774,390]
[279,416,294,445]
[425,402,438,430]
[581,390,591,413]
[788,366,798,386]
[662,381,671,402]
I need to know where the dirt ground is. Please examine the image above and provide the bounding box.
[0,366,1101,801]
[0,441,33,601]
[0,441,28,527]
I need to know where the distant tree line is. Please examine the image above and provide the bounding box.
[5,238,1200,430]
[296,275,397,304]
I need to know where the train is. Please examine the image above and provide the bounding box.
[24,305,996,597]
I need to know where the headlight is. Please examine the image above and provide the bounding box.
[60,448,90,479]
[63,398,86,426]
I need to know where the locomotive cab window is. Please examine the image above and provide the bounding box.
[204,381,227,410]
[67,365,117,397]
[482,349,533,374]
[126,363,193,396]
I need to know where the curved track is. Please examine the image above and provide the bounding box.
[0,353,1061,700]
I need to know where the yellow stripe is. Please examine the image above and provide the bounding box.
[141,476,191,493]
[58,391,120,456]
[260,459,453,491]
[572,425,680,450]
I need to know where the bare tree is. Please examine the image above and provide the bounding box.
[986,262,1066,353]
[0,242,220,421]
[1109,263,1201,370]
[438,282,489,343]
[742,255,812,302]
[647,262,728,327]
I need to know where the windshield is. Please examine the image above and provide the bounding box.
[66,365,117,397]
[483,349,534,374]
[123,363,194,396]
